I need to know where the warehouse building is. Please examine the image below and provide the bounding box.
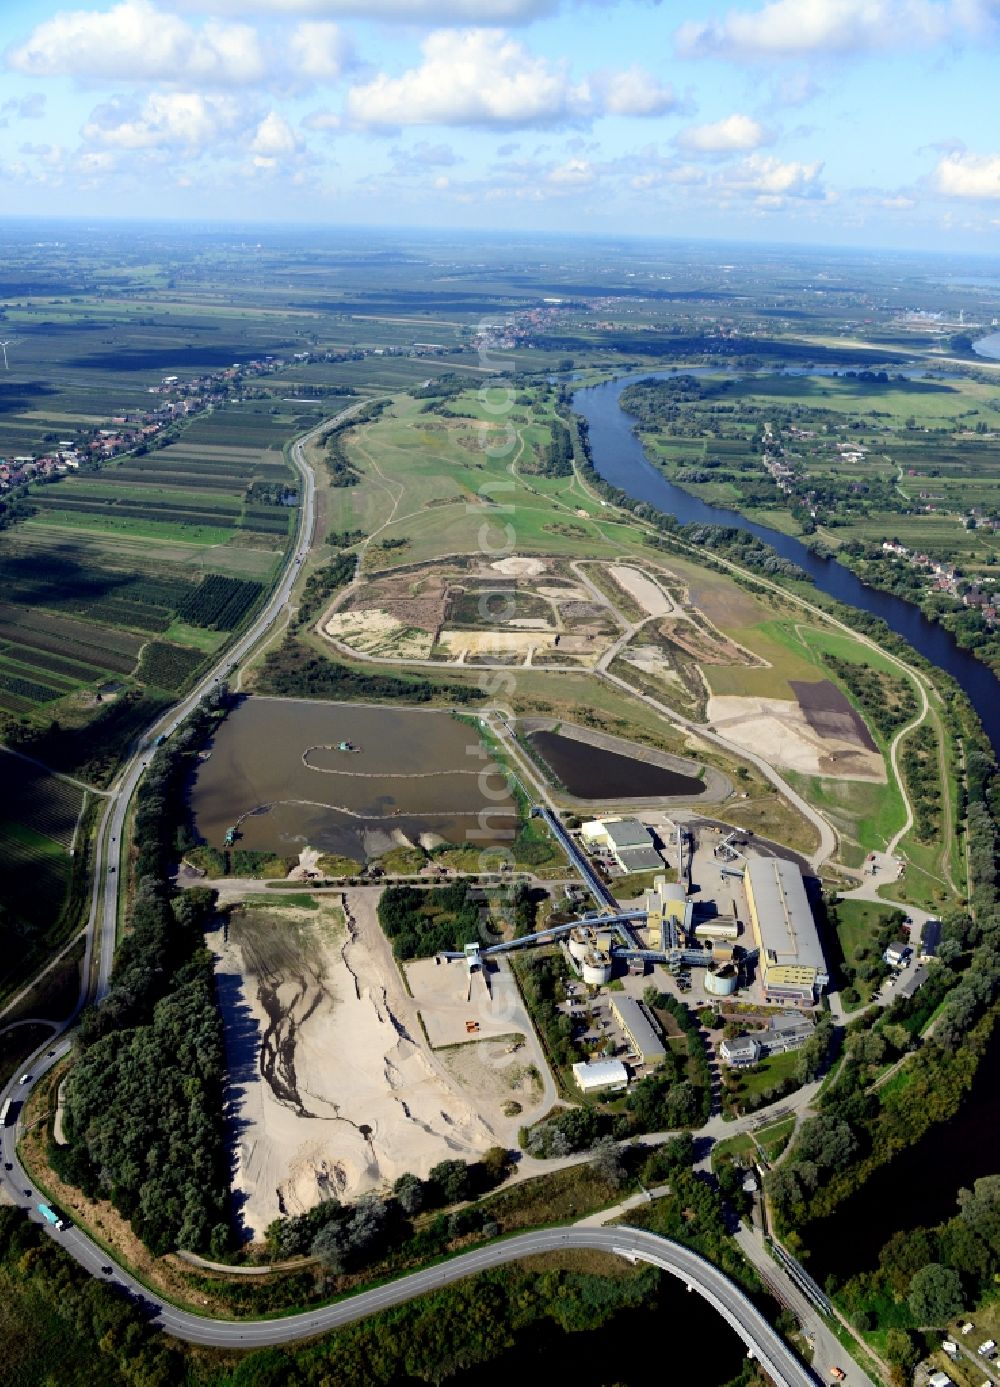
[745,856,828,1006]
[572,1058,629,1094]
[610,994,666,1067]
[580,818,663,874]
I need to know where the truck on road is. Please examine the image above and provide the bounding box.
[37,1203,69,1231]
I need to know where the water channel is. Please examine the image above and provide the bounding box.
[573,371,1000,1277]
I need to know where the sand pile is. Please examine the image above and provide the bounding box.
[214,892,500,1240]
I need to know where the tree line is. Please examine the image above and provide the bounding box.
[52,691,232,1256]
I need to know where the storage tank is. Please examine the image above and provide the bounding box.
[705,964,739,997]
[568,928,592,962]
[581,950,613,986]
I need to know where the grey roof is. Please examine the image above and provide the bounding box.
[604,819,654,849]
[615,845,664,872]
[723,1035,761,1058]
[746,856,827,977]
[610,995,666,1062]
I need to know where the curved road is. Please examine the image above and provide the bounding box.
[0,1073,814,1387]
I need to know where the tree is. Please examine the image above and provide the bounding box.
[429,1160,473,1206]
[393,1172,424,1216]
[907,1262,964,1324]
[884,1328,920,1387]
[478,1146,513,1189]
[590,1136,628,1189]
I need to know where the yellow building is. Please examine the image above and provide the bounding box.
[744,856,828,1005]
[610,995,666,1067]
[643,874,692,949]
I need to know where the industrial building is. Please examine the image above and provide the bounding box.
[572,1058,629,1094]
[580,818,663,874]
[744,856,828,1005]
[610,994,666,1067]
[643,875,693,949]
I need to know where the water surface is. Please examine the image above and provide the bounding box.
[191,699,515,860]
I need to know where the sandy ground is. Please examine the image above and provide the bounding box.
[491,556,546,577]
[217,893,510,1242]
[323,609,434,659]
[213,891,541,1241]
[609,564,673,617]
[622,645,683,684]
[438,629,551,656]
[707,694,885,780]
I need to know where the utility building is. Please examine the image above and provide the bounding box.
[745,856,828,1005]
[610,995,666,1067]
[581,818,663,874]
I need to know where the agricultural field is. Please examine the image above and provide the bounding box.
[622,367,1000,578]
[0,749,87,999]
[0,402,303,772]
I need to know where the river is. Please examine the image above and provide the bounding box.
[974,331,1000,361]
[573,371,1000,1280]
[573,371,1000,754]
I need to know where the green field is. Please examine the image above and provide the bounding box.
[0,750,86,998]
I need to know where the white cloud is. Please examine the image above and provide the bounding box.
[390,140,459,172]
[676,112,771,152]
[675,0,978,60]
[287,22,351,83]
[598,66,678,117]
[345,29,591,129]
[933,150,1000,199]
[1,93,46,120]
[8,1,266,87]
[724,152,826,199]
[345,30,678,130]
[251,110,301,159]
[547,156,595,186]
[83,92,246,150]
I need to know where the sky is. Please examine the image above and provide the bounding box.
[1,0,1000,252]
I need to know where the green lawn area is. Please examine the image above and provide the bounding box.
[832,898,900,1006]
[728,1047,801,1100]
[26,511,239,546]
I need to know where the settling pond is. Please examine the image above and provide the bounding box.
[190,699,516,861]
[528,729,706,800]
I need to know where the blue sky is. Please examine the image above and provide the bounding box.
[1,0,999,251]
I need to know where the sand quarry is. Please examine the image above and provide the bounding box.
[708,679,885,781]
[213,890,544,1241]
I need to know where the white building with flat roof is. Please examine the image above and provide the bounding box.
[572,1059,628,1093]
